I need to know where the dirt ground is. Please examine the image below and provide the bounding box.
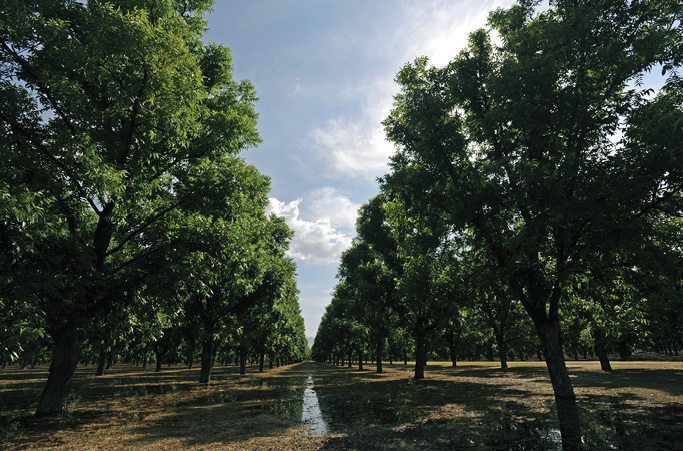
[1,357,682,450]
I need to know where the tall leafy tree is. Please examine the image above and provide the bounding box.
[382,0,682,446]
[0,0,260,415]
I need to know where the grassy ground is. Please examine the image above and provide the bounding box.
[1,357,682,450]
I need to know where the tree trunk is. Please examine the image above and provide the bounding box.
[414,329,426,380]
[153,341,163,372]
[376,339,383,373]
[258,352,264,372]
[618,339,631,361]
[447,330,457,367]
[35,333,80,416]
[239,342,247,375]
[96,347,106,376]
[199,335,213,384]
[536,316,581,450]
[186,340,195,368]
[358,348,364,370]
[495,330,508,369]
[142,344,148,369]
[348,351,352,368]
[593,327,612,372]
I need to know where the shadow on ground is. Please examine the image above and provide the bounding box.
[2,361,682,450]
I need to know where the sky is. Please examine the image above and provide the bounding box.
[203,0,515,338]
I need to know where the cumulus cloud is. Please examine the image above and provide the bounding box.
[307,187,360,230]
[267,197,353,265]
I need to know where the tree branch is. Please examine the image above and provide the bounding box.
[0,40,76,137]
[0,109,101,215]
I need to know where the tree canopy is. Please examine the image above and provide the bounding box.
[1,0,307,416]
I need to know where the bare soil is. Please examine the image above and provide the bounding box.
[1,357,682,450]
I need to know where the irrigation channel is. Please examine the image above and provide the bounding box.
[300,375,329,435]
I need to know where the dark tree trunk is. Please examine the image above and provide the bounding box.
[347,351,352,368]
[105,352,113,370]
[186,340,195,368]
[618,339,631,361]
[154,341,163,372]
[414,328,426,380]
[259,352,264,372]
[495,331,508,369]
[358,349,364,370]
[593,327,612,372]
[142,344,148,369]
[199,335,214,384]
[536,315,581,450]
[35,333,80,416]
[447,330,457,367]
[239,342,247,375]
[376,339,383,373]
[96,347,106,376]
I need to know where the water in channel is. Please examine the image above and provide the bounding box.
[300,375,329,435]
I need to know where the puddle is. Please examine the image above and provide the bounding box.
[300,376,329,435]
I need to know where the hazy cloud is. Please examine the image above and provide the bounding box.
[307,1,510,183]
[309,116,395,182]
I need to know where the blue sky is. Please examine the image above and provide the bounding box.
[205,0,515,337]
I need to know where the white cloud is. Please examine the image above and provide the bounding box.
[307,0,512,183]
[400,0,510,67]
[309,116,395,182]
[307,187,361,230]
[267,197,353,265]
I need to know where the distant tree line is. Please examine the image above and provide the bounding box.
[0,0,308,417]
[313,0,682,448]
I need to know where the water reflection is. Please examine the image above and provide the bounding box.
[301,376,329,435]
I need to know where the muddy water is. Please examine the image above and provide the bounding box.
[300,375,329,435]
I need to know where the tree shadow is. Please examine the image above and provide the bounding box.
[3,361,681,449]
[572,368,683,397]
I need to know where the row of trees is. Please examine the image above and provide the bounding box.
[1,0,308,417]
[313,0,682,448]
[313,191,681,371]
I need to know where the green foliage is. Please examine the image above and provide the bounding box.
[0,0,306,410]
